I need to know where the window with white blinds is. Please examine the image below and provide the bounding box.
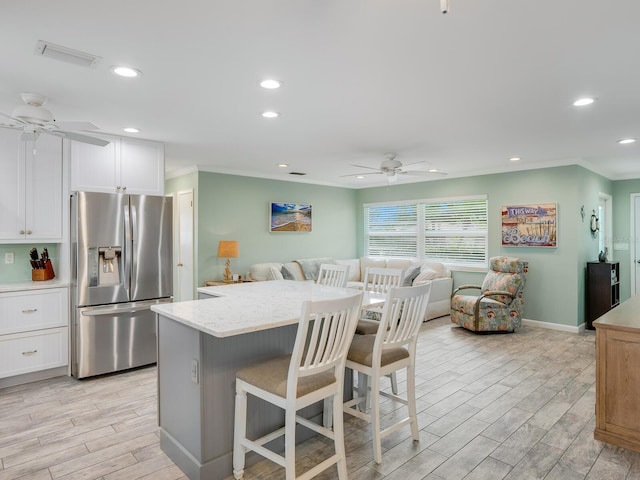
[364,196,488,268]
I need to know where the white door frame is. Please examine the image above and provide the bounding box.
[630,193,640,296]
[175,189,195,301]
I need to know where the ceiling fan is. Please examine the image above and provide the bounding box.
[342,152,448,183]
[0,92,109,146]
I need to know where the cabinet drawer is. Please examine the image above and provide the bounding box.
[0,327,68,378]
[0,288,68,335]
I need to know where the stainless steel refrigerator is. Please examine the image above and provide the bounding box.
[71,191,172,378]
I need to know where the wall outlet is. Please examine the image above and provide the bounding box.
[4,253,14,264]
[191,359,199,384]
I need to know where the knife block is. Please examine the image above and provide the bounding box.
[32,260,55,281]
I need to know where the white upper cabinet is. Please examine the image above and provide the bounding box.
[0,127,63,242]
[120,138,165,195]
[70,135,164,196]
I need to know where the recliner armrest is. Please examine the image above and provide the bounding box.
[451,285,481,298]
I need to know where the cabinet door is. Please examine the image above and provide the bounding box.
[0,127,25,240]
[25,134,63,240]
[70,136,119,193]
[120,138,165,195]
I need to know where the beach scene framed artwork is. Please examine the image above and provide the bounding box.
[270,202,312,232]
[501,203,557,247]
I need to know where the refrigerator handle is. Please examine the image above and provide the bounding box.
[131,203,138,288]
[124,202,132,295]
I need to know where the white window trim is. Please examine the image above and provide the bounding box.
[364,195,488,269]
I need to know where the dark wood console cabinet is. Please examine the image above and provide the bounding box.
[586,261,620,330]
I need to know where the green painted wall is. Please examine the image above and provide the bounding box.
[612,179,640,301]
[576,167,614,323]
[195,172,358,287]
[355,165,613,327]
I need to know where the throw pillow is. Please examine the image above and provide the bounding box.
[413,268,439,285]
[281,266,295,280]
[402,266,421,286]
[267,266,284,281]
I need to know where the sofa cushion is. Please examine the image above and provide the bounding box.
[336,259,361,282]
[413,268,439,285]
[283,262,306,281]
[386,259,414,270]
[281,265,295,280]
[402,266,421,286]
[360,257,387,280]
[420,262,449,278]
[267,266,284,281]
[250,262,284,282]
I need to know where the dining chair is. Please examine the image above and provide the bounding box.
[316,263,350,288]
[233,291,363,480]
[343,283,431,464]
[355,267,404,397]
[356,267,403,335]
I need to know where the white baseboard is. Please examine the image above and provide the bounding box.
[521,318,586,334]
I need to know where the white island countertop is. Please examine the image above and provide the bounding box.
[151,280,382,338]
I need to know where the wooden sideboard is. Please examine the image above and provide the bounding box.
[594,294,640,452]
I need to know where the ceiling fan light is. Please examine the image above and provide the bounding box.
[387,173,398,183]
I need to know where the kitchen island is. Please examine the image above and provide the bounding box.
[594,294,640,453]
[151,280,382,480]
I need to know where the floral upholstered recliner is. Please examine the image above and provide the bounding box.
[450,256,528,333]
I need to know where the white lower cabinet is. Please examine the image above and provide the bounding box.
[0,287,69,379]
[0,327,68,378]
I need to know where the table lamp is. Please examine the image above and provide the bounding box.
[218,240,239,283]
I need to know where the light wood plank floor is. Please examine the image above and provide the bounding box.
[1,316,638,479]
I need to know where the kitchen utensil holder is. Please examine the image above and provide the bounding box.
[32,260,55,281]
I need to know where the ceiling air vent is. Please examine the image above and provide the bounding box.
[289,172,307,176]
[34,40,101,68]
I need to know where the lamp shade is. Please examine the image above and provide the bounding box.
[218,240,239,258]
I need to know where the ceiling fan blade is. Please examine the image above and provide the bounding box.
[52,121,99,131]
[403,170,448,176]
[49,130,110,146]
[0,111,27,126]
[401,160,429,169]
[349,164,384,172]
[340,171,384,177]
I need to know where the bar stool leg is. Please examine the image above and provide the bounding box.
[233,383,247,479]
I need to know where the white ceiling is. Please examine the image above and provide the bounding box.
[1,0,639,188]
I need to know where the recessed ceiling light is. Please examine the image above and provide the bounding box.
[573,97,595,107]
[509,157,521,162]
[277,163,288,168]
[618,138,637,144]
[260,79,281,89]
[262,111,279,118]
[123,127,140,133]
[428,169,439,173]
[356,175,365,179]
[110,66,142,78]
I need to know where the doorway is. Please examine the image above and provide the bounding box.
[631,194,640,295]
[176,190,194,301]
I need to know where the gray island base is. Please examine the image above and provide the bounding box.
[152,281,384,480]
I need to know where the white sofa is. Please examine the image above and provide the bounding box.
[247,257,453,321]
